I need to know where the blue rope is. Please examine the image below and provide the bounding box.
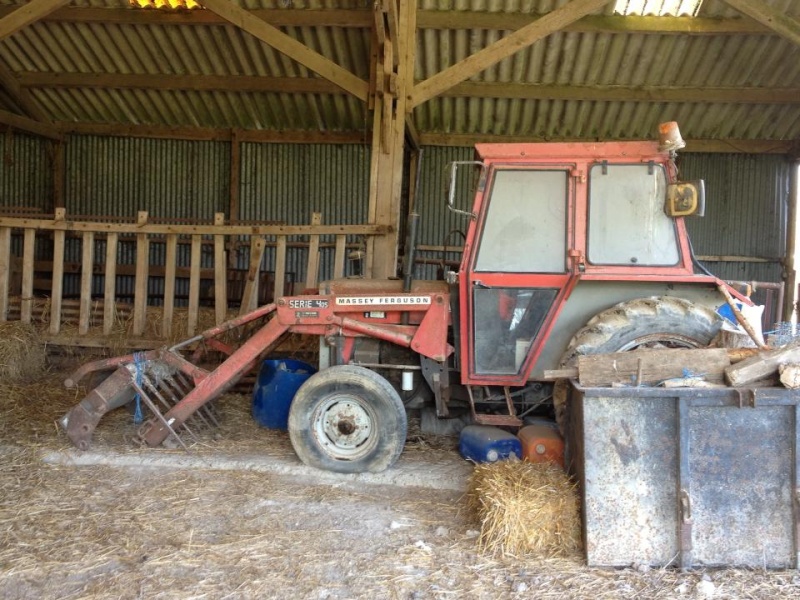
[133,352,145,424]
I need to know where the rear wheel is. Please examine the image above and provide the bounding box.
[288,365,407,473]
[554,296,721,429]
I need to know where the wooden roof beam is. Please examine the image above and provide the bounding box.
[197,0,369,101]
[19,73,800,106]
[0,7,775,35]
[0,0,72,41]
[418,132,795,154]
[0,61,50,122]
[0,109,62,140]
[409,0,612,108]
[720,0,800,47]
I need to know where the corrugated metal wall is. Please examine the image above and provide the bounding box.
[65,136,229,219]
[413,146,473,280]
[240,143,371,283]
[681,153,792,284]
[0,132,52,211]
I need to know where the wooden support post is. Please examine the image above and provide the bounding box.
[52,140,65,211]
[0,226,10,321]
[103,232,118,335]
[188,234,202,336]
[162,233,178,339]
[304,212,322,292]
[334,234,347,279]
[274,236,287,299]
[20,228,35,323]
[78,231,94,335]
[49,207,66,335]
[132,211,150,337]
[366,0,415,279]
[227,130,241,268]
[240,235,267,315]
[213,212,227,325]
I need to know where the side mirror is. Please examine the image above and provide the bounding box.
[665,180,705,217]
[446,161,486,219]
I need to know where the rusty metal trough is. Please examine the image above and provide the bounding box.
[568,383,800,569]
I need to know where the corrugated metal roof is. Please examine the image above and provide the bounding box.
[0,0,798,141]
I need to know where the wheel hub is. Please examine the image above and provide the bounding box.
[313,396,374,459]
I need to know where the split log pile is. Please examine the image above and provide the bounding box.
[545,343,800,390]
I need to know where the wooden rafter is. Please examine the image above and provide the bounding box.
[197,0,369,101]
[0,109,62,140]
[0,61,50,122]
[720,0,800,47]
[0,7,777,36]
[418,131,795,154]
[0,0,72,41]
[409,0,612,108]
[19,72,800,106]
[56,121,366,144]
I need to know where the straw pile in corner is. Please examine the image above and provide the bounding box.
[466,459,581,558]
[0,321,47,383]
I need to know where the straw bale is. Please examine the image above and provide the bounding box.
[0,321,47,383]
[467,459,581,558]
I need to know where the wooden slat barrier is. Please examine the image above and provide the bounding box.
[0,212,384,345]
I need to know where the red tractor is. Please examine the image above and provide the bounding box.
[62,126,742,473]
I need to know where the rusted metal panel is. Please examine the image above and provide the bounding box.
[571,384,799,568]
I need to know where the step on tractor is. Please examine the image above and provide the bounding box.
[61,123,746,473]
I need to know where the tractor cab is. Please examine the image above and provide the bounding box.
[453,141,706,388]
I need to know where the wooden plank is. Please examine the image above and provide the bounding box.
[199,0,369,101]
[725,341,800,387]
[20,228,35,323]
[0,227,10,321]
[0,7,772,35]
[417,132,795,154]
[721,0,800,47]
[56,122,365,144]
[132,211,150,337]
[543,368,579,380]
[103,232,118,335]
[442,81,800,105]
[213,213,227,325]
[0,60,50,123]
[333,234,347,279]
[162,234,178,339]
[78,231,94,335]
[49,211,66,335]
[0,0,72,42]
[52,140,65,210]
[577,348,731,388]
[0,108,61,141]
[274,236,287,299]
[410,0,611,107]
[187,234,202,336]
[240,236,267,315]
[304,213,323,292]
[0,214,387,237]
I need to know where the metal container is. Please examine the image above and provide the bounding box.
[459,425,521,463]
[252,359,316,430]
[568,383,800,569]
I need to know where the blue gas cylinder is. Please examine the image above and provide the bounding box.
[459,425,522,463]
[252,358,316,429]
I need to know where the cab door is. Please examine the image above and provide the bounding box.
[462,166,575,385]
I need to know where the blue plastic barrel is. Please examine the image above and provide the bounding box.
[252,358,316,429]
[459,425,522,463]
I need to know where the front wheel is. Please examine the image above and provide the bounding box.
[288,365,407,473]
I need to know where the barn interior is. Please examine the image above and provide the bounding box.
[1,0,800,597]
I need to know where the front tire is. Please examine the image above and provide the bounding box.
[555,296,721,429]
[288,365,407,473]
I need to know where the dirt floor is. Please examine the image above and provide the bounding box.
[2,371,800,599]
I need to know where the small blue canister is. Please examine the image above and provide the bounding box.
[459,425,522,463]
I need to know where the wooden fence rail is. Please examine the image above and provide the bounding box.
[0,209,385,345]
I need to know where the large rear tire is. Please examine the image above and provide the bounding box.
[554,296,721,429]
[288,365,407,473]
